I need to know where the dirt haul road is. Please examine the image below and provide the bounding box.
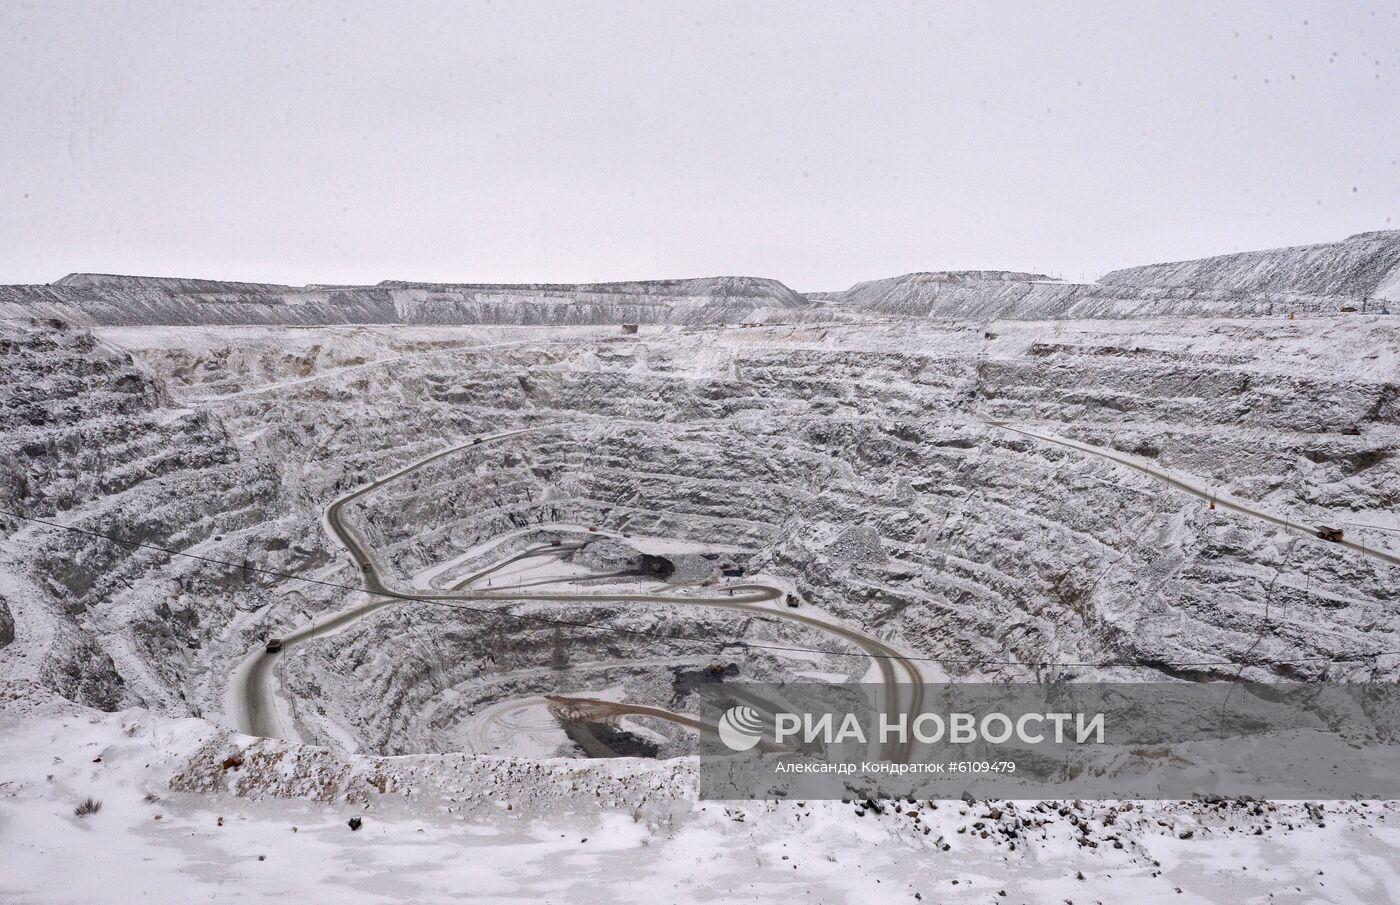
[986,421,1400,570]
[235,423,926,760]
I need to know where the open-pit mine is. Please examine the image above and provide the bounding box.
[4,229,1400,901]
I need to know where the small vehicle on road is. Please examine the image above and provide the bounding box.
[265,638,284,654]
[472,437,483,445]
[785,593,800,608]
[550,538,562,547]
[1316,526,1345,543]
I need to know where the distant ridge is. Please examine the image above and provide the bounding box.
[6,229,1398,325]
[831,230,1400,319]
[0,274,810,327]
[1099,229,1400,299]
[52,273,300,294]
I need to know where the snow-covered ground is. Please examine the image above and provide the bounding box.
[6,681,1400,905]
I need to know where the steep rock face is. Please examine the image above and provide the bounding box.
[90,316,1397,754]
[38,631,126,710]
[1100,230,1400,301]
[373,275,816,327]
[6,313,1398,755]
[10,284,401,325]
[0,275,810,327]
[0,320,287,712]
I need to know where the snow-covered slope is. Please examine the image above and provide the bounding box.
[1101,229,1400,301]
[6,314,1397,760]
[832,230,1400,318]
[826,271,1366,319]
[830,271,1078,318]
[0,274,810,327]
[0,320,287,712]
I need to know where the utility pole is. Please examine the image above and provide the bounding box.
[492,630,508,669]
[550,627,569,671]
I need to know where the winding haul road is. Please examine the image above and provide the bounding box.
[235,426,552,738]
[235,424,926,760]
[985,421,1400,570]
[234,415,1398,751]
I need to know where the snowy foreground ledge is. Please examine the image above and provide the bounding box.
[3,680,1400,904]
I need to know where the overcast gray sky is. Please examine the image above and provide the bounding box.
[1,1,1397,291]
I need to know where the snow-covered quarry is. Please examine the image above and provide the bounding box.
[4,229,1400,902]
